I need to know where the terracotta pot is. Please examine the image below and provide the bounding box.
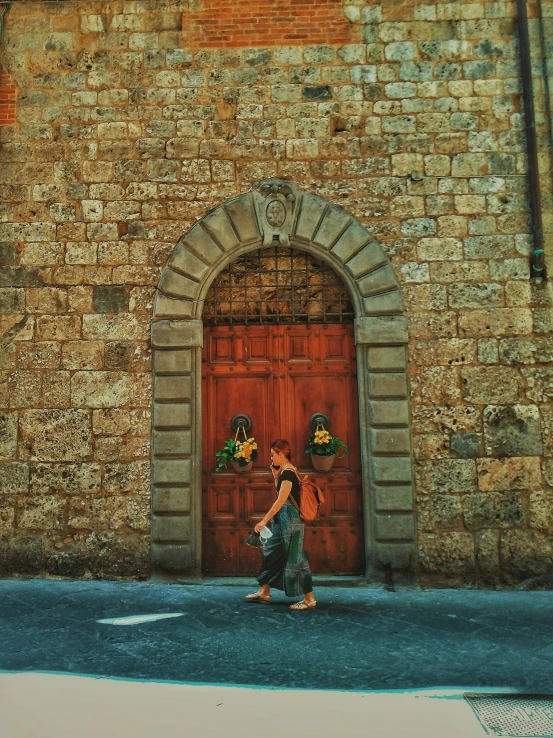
[311,453,335,472]
[231,460,252,473]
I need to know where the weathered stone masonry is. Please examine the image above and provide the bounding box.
[1,0,553,584]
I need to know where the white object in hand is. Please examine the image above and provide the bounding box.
[260,526,273,542]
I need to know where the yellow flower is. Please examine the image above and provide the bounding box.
[232,436,256,462]
[314,429,330,445]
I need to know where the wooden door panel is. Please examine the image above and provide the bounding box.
[244,481,275,523]
[305,527,354,574]
[244,331,272,364]
[329,484,358,517]
[206,479,240,521]
[305,523,365,574]
[281,324,363,575]
[286,374,354,471]
[208,331,237,364]
[285,331,315,363]
[321,329,351,364]
[202,322,364,577]
[203,526,239,575]
[203,375,272,472]
[300,475,364,574]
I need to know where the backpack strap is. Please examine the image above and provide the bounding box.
[277,465,302,514]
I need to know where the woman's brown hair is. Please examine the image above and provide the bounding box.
[271,439,293,461]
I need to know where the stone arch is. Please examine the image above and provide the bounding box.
[151,180,416,580]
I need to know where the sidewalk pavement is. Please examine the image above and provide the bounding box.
[0,673,513,738]
[0,578,553,737]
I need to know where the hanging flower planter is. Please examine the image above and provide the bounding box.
[305,425,348,474]
[231,460,253,474]
[215,426,258,473]
[311,453,336,473]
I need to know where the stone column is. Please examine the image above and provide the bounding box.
[151,320,202,576]
[355,316,416,577]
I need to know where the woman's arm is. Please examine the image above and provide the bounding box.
[255,480,292,531]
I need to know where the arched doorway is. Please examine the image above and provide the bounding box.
[150,180,416,580]
[201,247,364,576]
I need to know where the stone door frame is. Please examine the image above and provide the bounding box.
[151,179,416,579]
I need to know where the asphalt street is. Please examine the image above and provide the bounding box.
[1,579,553,693]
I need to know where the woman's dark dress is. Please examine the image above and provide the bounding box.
[255,469,313,597]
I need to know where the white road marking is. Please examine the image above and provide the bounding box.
[96,613,184,626]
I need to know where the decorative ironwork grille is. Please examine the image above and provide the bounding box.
[203,247,354,325]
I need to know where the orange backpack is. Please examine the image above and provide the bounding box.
[281,467,325,522]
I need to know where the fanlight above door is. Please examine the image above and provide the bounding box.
[203,247,354,326]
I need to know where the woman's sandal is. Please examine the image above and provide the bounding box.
[289,599,317,611]
[245,592,271,604]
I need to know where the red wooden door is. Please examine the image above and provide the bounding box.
[201,324,364,576]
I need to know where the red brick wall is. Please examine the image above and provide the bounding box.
[0,69,16,125]
[183,0,351,47]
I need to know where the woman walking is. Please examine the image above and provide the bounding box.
[245,439,316,611]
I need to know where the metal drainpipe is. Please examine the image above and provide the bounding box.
[0,2,12,84]
[517,0,547,283]
[0,3,11,56]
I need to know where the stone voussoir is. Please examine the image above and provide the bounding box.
[355,316,408,345]
[151,321,203,348]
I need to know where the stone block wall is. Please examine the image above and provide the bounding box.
[0,0,553,584]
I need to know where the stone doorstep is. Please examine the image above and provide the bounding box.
[150,576,422,591]
[168,576,373,587]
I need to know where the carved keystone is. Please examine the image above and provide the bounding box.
[252,178,300,246]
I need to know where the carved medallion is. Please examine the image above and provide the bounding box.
[252,178,299,246]
[266,199,287,228]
